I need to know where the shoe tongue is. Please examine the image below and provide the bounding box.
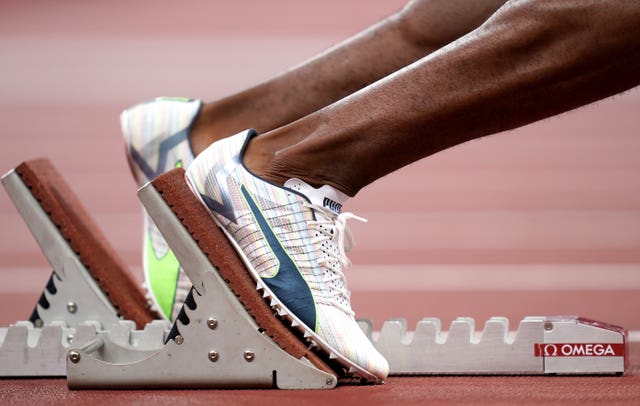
[284,178,349,214]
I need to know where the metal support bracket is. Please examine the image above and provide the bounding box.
[66,277,336,389]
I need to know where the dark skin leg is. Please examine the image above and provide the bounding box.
[188,0,508,154]
[243,0,640,196]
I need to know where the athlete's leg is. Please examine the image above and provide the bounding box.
[126,0,508,321]
[243,0,640,196]
[189,0,507,154]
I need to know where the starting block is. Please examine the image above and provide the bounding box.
[1,159,161,377]
[1,159,338,389]
[0,159,630,388]
[63,167,338,389]
[1,159,157,329]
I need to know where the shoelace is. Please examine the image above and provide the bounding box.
[305,203,367,316]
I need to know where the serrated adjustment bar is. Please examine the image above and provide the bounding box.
[360,316,626,375]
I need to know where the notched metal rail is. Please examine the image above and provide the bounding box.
[359,316,627,375]
[0,320,168,377]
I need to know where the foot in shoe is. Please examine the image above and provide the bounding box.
[121,96,202,321]
[185,129,389,382]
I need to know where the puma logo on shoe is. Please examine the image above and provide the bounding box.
[323,197,342,214]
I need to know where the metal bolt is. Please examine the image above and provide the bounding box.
[68,350,81,363]
[326,378,334,386]
[243,350,255,362]
[208,350,219,362]
[66,334,75,344]
[544,322,554,332]
[67,302,78,314]
[34,319,43,328]
[207,318,218,330]
[174,335,184,345]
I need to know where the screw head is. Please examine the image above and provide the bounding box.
[243,350,255,362]
[66,334,75,344]
[207,318,218,330]
[68,350,81,363]
[174,335,184,345]
[67,302,78,314]
[34,319,43,328]
[326,377,334,386]
[208,350,219,362]
[544,322,554,331]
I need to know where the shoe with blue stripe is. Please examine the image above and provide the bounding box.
[185,129,389,383]
[121,97,202,321]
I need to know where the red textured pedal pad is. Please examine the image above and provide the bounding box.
[152,169,339,378]
[15,158,159,328]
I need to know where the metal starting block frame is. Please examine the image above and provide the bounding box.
[66,274,336,389]
[0,161,629,387]
[63,179,338,389]
[1,169,122,328]
[1,165,170,377]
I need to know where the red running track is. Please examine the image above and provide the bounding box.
[1,355,639,406]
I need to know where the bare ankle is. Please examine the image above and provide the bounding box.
[190,102,253,156]
[188,103,219,156]
[242,134,291,186]
[241,122,360,196]
[245,141,357,196]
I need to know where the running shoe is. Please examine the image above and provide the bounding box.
[185,129,389,382]
[121,96,202,321]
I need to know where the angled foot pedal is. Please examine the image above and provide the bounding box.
[2,158,157,327]
[360,316,627,375]
[65,169,338,389]
[1,158,161,377]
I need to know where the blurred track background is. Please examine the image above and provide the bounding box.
[2,0,638,330]
[0,1,639,403]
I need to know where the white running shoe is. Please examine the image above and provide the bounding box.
[185,129,389,382]
[121,96,202,321]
